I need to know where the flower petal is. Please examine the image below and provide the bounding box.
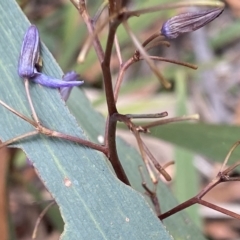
[31,72,84,88]
[60,71,83,101]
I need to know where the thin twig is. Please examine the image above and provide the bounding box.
[51,131,108,155]
[141,33,162,47]
[0,100,37,126]
[93,1,108,23]
[139,166,161,215]
[198,199,240,220]
[24,78,40,124]
[125,112,168,119]
[144,56,198,70]
[114,34,123,66]
[126,1,224,17]
[145,40,170,51]
[159,153,240,220]
[141,114,199,129]
[123,21,171,89]
[220,141,240,172]
[0,99,107,154]
[0,131,39,149]
[114,57,134,102]
[32,201,55,239]
[141,141,171,181]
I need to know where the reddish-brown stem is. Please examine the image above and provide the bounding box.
[0,100,37,127]
[32,201,55,239]
[196,178,220,199]
[125,112,168,119]
[159,197,197,220]
[145,40,170,51]
[80,8,104,63]
[159,165,240,221]
[114,35,123,66]
[222,161,240,175]
[222,176,240,181]
[0,97,108,154]
[101,21,129,184]
[102,23,119,147]
[108,0,116,13]
[159,176,220,220]
[220,141,240,172]
[93,1,108,23]
[24,78,40,124]
[139,166,161,215]
[115,113,171,181]
[76,5,129,184]
[51,131,108,156]
[0,131,39,149]
[141,114,199,129]
[126,2,224,17]
[101,62,118,115]
[107,115,130,185]
[123,21,171,89]
[141,141,171,181]
[114,56,197,102]
[141,33,162,47]
[198,199,240,220]
[162,161,175,169]
[143,56,197,70]
[114,57,134,102]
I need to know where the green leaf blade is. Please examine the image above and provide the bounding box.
[151,123,240,164]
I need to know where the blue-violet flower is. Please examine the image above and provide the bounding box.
[18,25,40,78]
[18,25,84,97]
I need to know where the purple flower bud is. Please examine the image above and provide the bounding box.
[59,71,83,101]
[161,8,224,39]
[31,71,84,89]
[18,25,84,97]
[18,25,40,78]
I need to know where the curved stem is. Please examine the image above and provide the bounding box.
[0,131,39,149]
[220,141,240,172]
[93,0,108,23]
[123,21,171,89]
[0,99,37,127]
[32,201,55,239]
[80,8,105,63]
[114,55,197,103]
[102,23,118,115]
[114,34,123,66]
[100,20,129,184]
[145,40,170,51]
[141,114,199,129]
[198,199,240,220]
[139,166,161,215]
[159,197,197,220]
[142,56,198,69]
[107,115,130,185]
[51,131,108,156]
[114,57,134,102]
[127,1,224,17]
[142,32,161,47]
[125,112,168,119]
[142,141,171,181]
[24,78,40,124]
